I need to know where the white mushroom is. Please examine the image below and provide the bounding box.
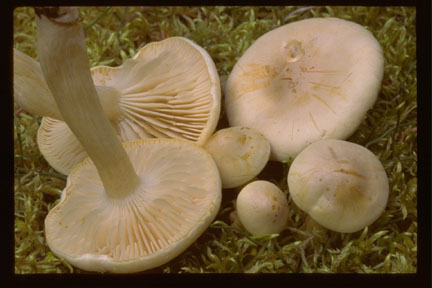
[225,17,384,161]
[236,180,289,235]
[287,139,389,233]
[204,126,270,188]
[14,32,220,175]
[36,7,221,273]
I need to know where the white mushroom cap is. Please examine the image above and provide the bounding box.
[204,126,270,189]
[236,180,289,235]
[287,139,389,233]
[35,36,221,174]
[225,17,384,161]
[45,138,221,273]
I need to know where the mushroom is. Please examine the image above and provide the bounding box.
[287,139,389,233]
[204,126,270,189]
[14,29,221,175]
[236,180,289,235]
[224,17,384,161]
[36,7,221,273]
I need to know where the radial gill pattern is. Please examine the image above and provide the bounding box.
[37,117,88,175]
[38,38,219,176]
[45,139,221,268]
[93,37,219,145]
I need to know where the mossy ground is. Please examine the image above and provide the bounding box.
[13,6,417,273]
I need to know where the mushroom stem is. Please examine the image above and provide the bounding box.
[35,7,140,199]
[13,48,63,120]
[14,48,122,121]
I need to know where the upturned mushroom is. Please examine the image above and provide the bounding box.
[225,17,384,161]
[287,139,389,233]
[236,180,289,235]
[204,126,270,188]
[36,7,221,273]
[14,26,221,174]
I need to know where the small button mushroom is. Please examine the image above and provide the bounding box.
[204,126,271,189]
[236,180,289,235]
[287,139,389,233]
[225,17,384,161]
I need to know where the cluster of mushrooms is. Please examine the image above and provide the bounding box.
[14,7,389,273]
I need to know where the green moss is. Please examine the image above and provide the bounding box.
[14,6,417,273]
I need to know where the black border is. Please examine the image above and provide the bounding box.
[6,1,431,287]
